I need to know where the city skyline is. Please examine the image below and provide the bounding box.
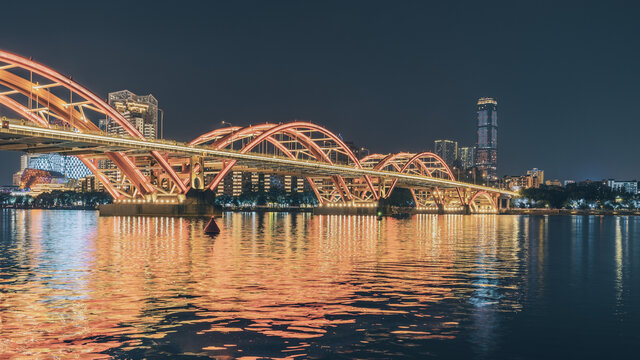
[0,1,639,184]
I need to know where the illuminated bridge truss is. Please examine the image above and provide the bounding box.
[0,50,508,212]
[0,50,186,200]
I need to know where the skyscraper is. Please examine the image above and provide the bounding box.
[105,90,159,139]
[434,140,458,167]
[475,97,498,182]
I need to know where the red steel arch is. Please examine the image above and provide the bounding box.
[190,121,378,203]
[468,191,498,213]
[386,152,456,193]
[0,49,505,208]
[0,50,187,198]
[356,151,462,207]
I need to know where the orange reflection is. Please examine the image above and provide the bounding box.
[0,210,527,358]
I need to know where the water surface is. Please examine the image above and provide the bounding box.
[1,210,639,359]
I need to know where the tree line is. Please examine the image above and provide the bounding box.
[516,183,639,209]
[0,191,112,209]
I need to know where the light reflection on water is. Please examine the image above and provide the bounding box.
[1,210,639,359]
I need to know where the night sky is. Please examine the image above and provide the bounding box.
[1,0,638,184]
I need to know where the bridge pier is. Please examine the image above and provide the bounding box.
[99,202,219,217]
[99,191,219,217]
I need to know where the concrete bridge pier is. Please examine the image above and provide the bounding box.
[99,202,219,217]
[99,190,219,217]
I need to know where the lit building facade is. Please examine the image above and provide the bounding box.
[14,153,92,185]
[217,172,273,196]
[104,90,159,139]
[215,172,310,196]
[18,169,70,191]
[544,179,562,187]
[606,180,638,194]
[503,175,530,191]
[458,146,476,170]
[526,168,544,188]
[26,153,92,180]
[79,175,103,193]
[475,97,498,182]
[434,140,458,167]
[503,168,544,191]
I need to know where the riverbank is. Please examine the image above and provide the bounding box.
[220,206,313,213]
[1,205,99,210]
[503,208,640,216]
[5,205,640,217]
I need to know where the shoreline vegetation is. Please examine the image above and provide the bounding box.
[3,182,640,216]
[0,191,111,210]
[514,183,639,211]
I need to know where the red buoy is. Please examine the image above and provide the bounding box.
[204,217,220,234]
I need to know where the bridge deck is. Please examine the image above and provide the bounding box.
[0,119,518,196]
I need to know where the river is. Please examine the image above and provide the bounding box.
[1,210,638,359]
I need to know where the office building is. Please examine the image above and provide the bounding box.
[606,180,638,194]
[434,140,458,167]
[458,146,476,170]
[475,97,498,182]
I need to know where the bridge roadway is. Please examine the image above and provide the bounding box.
[0,119,518,197]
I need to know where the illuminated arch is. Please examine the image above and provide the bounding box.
[0,50,186,198]
[468,191,498,213]
[190,121,378,203]
[356,151,462,207]
[359,153,390,168]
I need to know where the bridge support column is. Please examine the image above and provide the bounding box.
[190,156,205,190]
[497,196,510,213]
[463,204,471,215]
[437,203,445,215]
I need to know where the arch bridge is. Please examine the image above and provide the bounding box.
[0,50,515,214]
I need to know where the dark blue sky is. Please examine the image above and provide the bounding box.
[1,0,638,184]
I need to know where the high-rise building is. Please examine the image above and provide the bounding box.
[434,140,458,167]
[458,146,476,170]
[475,97,498,182]
[104,90,159,139]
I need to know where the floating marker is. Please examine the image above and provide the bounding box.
[204,217,220,234]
